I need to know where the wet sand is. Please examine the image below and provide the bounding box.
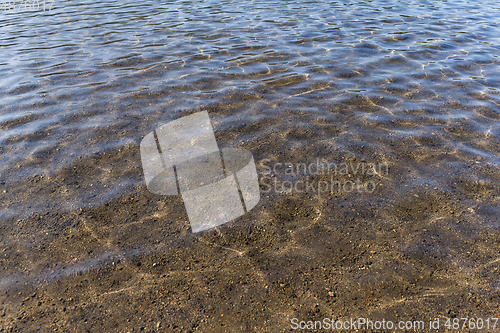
[1,139,499,332]
[1,0,500,331]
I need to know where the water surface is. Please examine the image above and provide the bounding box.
[1,0,500,331]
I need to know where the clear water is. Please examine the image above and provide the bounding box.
[1,0,500,330]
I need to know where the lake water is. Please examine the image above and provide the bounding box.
[1,0,500,331]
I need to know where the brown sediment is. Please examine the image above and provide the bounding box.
[1,1,500,331]
[0,142,499,332]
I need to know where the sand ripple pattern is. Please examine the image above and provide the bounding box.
[1,1,500,330]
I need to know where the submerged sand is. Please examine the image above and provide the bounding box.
[1,136,499,332]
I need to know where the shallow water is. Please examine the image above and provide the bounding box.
[1,0,500,331]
